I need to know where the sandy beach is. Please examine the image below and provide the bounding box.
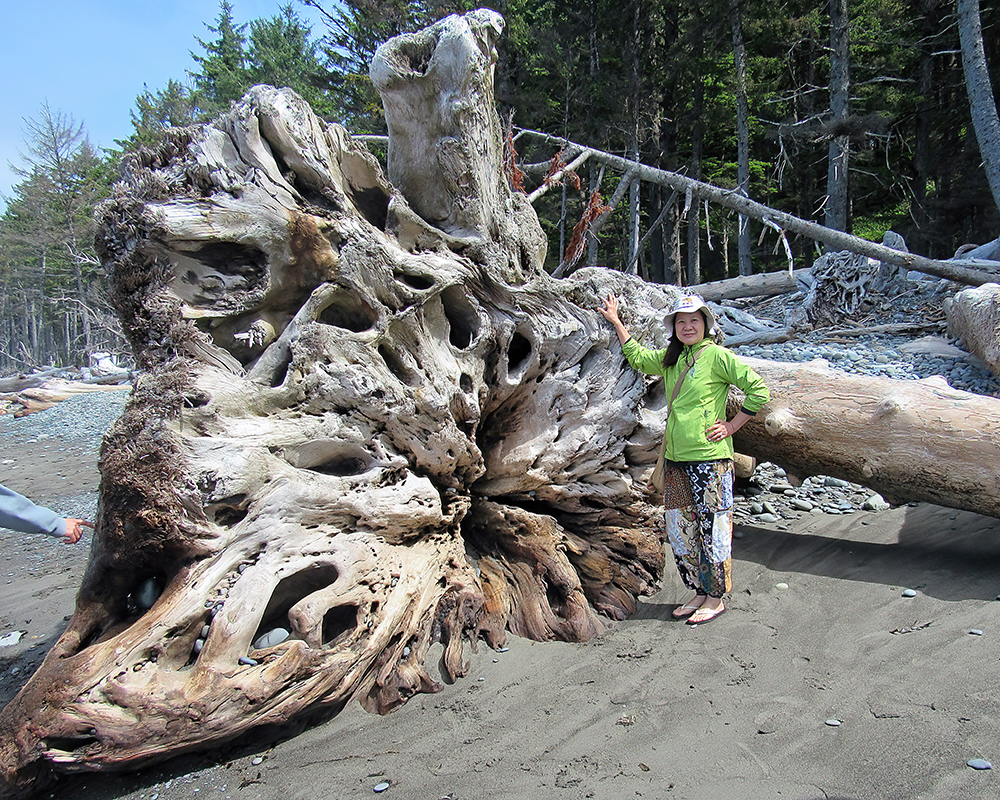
[3,395,1000,800]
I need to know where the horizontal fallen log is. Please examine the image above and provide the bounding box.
[517,128,1000,287]
[724,329,795,347]
[689,269,809,301]
[733,358,1000,517]
[814,321,946,339]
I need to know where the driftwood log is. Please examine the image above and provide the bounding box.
[946,282,1000,376]
[3,9,1000,799]
[733,360,1000,516]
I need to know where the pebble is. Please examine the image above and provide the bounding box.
[756,513,781,524]
[253,628,290,649]
[135,578,161,610]
[373,780,391,792]
[863,494,890,512]
[901,589,917,598]
[969,629,984,636]
[775,583,789,590]
[251,756,264,766]
[967,759,992,770]
[825,719,842,727]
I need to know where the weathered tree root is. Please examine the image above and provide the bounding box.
[0,12,672,797]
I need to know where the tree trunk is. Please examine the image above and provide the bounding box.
[689,268,808,301]
[734,358,1000,516]
[729,0,752,276]
[912,0,937,255]
[0,12,658,795]
[687,43,704,286]
[825,0,851,232]
[957,0,1000,216]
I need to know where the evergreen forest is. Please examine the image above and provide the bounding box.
[1,0,998,373]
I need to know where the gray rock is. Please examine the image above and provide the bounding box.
[253,628,290,649]
[863,494,890,512]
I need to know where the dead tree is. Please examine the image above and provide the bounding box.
[734,358,1000,517]
[3,10,1000,799]
[0,12,668,796]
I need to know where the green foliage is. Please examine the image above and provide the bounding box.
[190,0,249,115]
[5,0,1000,366]
[0,105,117,370]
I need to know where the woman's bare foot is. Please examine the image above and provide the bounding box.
[686,598,725,625]
[671,594,706,619]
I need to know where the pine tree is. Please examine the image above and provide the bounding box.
[190,0,249,115]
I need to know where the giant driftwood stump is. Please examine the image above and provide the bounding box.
[0,11,672,796]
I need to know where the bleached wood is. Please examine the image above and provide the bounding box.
[734,358,1000,515]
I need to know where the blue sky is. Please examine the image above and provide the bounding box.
[0,0,328,207]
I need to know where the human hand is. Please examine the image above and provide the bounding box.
[63,519,94,544]
[598,293,620,323]
[706,419,732,443]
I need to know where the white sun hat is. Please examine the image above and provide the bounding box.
[664,294,717,336]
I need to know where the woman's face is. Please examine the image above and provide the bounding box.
[674,311,706,346]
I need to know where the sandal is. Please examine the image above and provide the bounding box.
[686,605,726,626]
[671,603,702,619]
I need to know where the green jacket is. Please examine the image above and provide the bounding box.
[621,337,769,462]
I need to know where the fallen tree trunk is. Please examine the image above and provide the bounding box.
[733,359,1000,516]
[689,269,808,301]
[518,129,1000,287]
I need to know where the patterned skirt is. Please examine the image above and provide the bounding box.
[662,459,734,598]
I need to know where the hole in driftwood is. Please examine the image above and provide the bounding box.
[317,292,377,332]
[322,604,358,646]
[396,271,435,291]
[255,565,340,644]
[276,440,373,475]
[192,242,268,280]
[578,345,604,379]
[545,579,566,617]
[440,285,479,349]
[42,736,99,754]
[397,37,433,75]
[643,378,667,411]
[309,457,368,477]
[183,390,211,408]
[269,347,293,388]
[379,343,420,386]
[207,494,250,527]
[350,185,390,230]
[507,331,532,375]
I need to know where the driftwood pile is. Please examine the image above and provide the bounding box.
[0,366,132,418]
